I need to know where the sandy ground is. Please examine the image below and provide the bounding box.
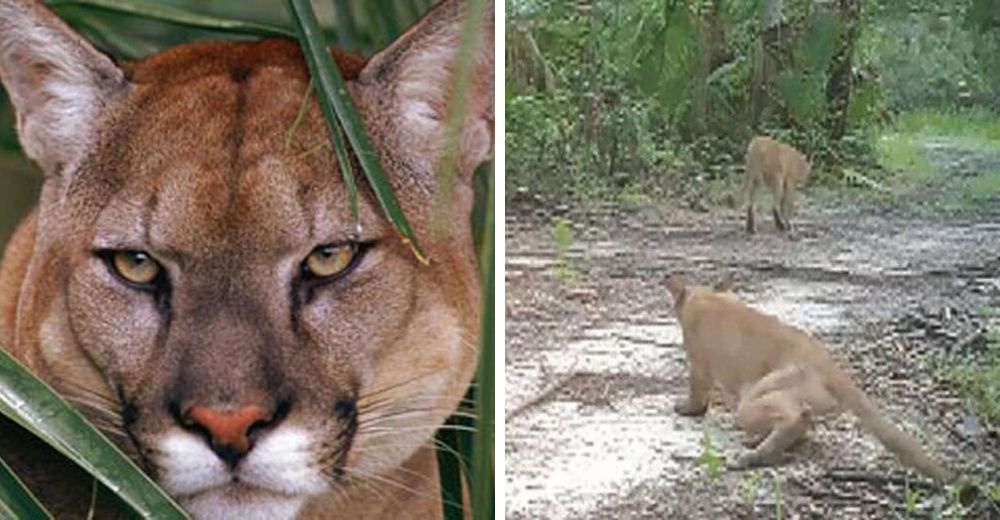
[505,143,1000,519]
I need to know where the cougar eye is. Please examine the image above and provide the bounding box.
[303,243,360,279]
[106,251,163,287]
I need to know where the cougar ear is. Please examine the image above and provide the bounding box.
[665,275,688,306]
[354,0,493,185]
[0,0,129,177]
[713,273,734,292]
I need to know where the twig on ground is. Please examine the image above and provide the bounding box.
[791,475,864,503]
[826,469,937,490]
[506,358,580,421]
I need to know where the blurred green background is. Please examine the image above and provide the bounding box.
[507,0,1000,208]
[0,0,436,250]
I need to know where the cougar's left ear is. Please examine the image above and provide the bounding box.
[0,0,130,178]
[353,0,493,185]
[713,273,734,292]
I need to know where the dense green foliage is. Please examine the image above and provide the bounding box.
[506,0,1000,200]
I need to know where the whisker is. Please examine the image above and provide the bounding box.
[63,398,128,439]
[64,397,121,421]
[358,425,479,439]
[356,361,480,407]
[358,394,478,412]
[358,370,446,403]
[458,336,479,354]
[361,405,479,419]
[359,399,459,418]
[351,439,469,464]
[326,482,353,508]
[358,415,479,433]
[340,466,460,509]
[360,406,479,425]
[343,457,459,507]
[354,480,396,507]
[319,465,393,508]
[360,394,478,409]
[340,467,426,498]
[357,378,476,411]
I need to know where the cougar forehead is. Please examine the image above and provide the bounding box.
[84,40,382,258]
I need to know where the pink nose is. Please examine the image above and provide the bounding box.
[183,405,270,462]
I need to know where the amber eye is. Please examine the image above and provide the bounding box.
[109,251,162,286]
[304,244,358,279]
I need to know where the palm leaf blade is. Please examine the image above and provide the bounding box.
[0,348,189,519]
[472,160,494,520]
[0,454,52,520]
[284,0,427,262]
[47,0,293,39]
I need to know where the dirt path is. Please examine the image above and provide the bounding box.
[505,144,1000,519]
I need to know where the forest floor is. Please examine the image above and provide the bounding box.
[504,138,1000,519]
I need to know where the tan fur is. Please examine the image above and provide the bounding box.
[744,136,811,234]
[0,1,493,518]
[665,275,952,483]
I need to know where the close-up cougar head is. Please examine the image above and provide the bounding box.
[0,0,493,518]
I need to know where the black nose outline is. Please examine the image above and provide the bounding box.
[166,397,294,468]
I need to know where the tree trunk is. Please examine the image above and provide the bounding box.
[752,0,787,128]
[694,0,729,135]
[825,0,861,140]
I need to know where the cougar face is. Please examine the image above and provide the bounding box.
[0,1,493,518]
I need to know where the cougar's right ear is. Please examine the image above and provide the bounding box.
[353,0,494,187]
[0,0,129,177]
[665,275,687,306]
